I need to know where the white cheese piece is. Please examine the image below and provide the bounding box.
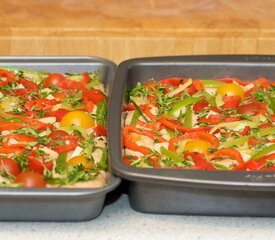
[86,127,95,135]
[1,130,10,136]
[46,94,55,100]
[154,142,169,153]
[125,111,134,125]
[52,103,62,111]
[204,87,217,95]
[69,146,84,159]
[136,135,154,149]
[40,146,59,160]
[38,117,56,124]
[17,84,25,89]
[150,105,158,116]
[243,83,255,92]
[167,79,192,97]
[8,138,19,145]
[159,129,170,141]
[92,148,103,164]
[94,136,107,147]
[124,149,144,157]
[239,152,252,162]
[171,106,186,118]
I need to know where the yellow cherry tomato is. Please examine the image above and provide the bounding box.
[216,83,244,99]
[60,110,94,128]
[184,139,211,155]
[66,155,94,171]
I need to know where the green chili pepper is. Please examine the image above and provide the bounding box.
[160,146,182,163]
[202,80,225,88]
[251,144,275,160]
[167,97,201,117]
[184,105,192,129]
[130,110,141,126]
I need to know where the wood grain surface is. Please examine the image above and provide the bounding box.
[1,0,275,63]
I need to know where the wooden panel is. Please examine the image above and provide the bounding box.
[1,0,275,63]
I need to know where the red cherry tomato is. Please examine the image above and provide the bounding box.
[43,73,65,87]
[28,158,53,174]
[0,158,21,176]
[14,171,46,187]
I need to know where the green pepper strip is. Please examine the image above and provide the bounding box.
[258,127,275,137]
[184,105,192,129]
[218,127,275,149]
[251,144,275,160]
[201,91,216,107]
[55,153,68,174]
[167,97,201,117]
[160,146,182,163]
[130,98,149,123]
[269,97,275,114]
[0,111,26,123]
[219,136,251,149]
[202,80,226,88]
[130,109,141,126]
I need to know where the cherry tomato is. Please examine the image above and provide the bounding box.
[14,171,46,187]
[184,139,211,155]
[27,150,53,174]
[0,157,21,176]
[43,73,65,87]
[49,130,69,139]
[60,110,95,128]
[217,83,244,99]
[66,156,94,171]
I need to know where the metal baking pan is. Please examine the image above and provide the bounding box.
[0,56,120,221]
[109,55,275,217]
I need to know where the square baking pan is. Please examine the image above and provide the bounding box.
[0,56,120,221]
[109,55,275,217]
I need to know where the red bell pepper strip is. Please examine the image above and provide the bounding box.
[80,72,91,85]
[160,115,211,133]
[246,153,275,171]
[185,152,215,170]
[0,147,24,156]
[141,105,157,119]
[211,148,245,170]
[169,131,219,152]
[123,126,151,155]
[0,122,26,130]
[159,77,186,86]
[2,134,37,148]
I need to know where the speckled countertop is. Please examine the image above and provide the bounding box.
[1,193,275,240]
